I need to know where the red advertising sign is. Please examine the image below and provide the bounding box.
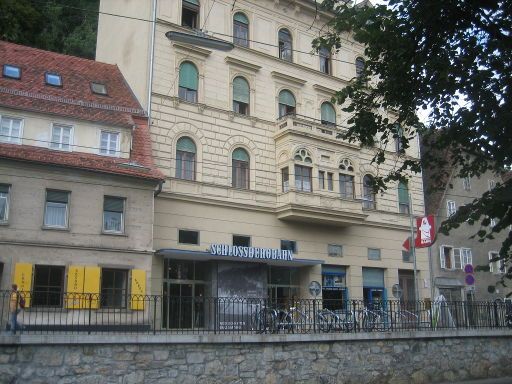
[415,215,435,248]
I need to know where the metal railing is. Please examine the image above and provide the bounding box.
[3,291,511,335]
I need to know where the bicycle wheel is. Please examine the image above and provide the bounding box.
[342,312,356,332]
[377,313,392,331]
[292,309,311,333]
[362,313,375,332]
[317,312,331,333]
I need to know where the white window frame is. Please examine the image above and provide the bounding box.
[99,130,120,157]
[489,251,504,274]
[102,196,125,234]
[0,184,10,223]
[43,190,70,229]
[447,200,456,217]
[461,248,472,267]
[328,244,343,258]
[439,245,462,270]
[0,115,23,144]
[49,123,73,151]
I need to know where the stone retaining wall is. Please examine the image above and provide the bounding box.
[0,332,511,383]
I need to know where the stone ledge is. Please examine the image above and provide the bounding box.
[1,329,511,345]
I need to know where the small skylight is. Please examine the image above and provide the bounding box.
[91,82,108,95]
[2,65,21,79]
[45,73,62,87]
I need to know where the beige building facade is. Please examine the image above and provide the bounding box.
[97,0,430,328]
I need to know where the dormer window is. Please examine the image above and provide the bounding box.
[45,73,62,87]
[2,65,21,79]
[91,82,108,95]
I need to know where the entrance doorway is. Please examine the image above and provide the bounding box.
[268,266,299,308]
[362,267,386,307]
[162,259,210,329]
[398,270,415,309]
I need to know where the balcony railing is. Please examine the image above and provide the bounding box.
[3,291,511,335]
[276,113,350,143]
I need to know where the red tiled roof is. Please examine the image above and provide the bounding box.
[0,40,144,127]
[0,41,164,182]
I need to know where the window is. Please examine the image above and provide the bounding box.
[321,102,336,126]
[282,167,289,192]
[440,245,462,270]
[319,171,325,189]
[32,265,65,307]
[103,196,125,233]
[339,159,354,172]
[100,130,119,156]
[233,76,250,115]
[101,268,128,308]
[2,64,20,79]
[179,229,199,245]
[394,124,403,152]
[50,124,72,151]
[447,200,456,217]
[232,147,250,189]
[233,12,249,47]
[362,174,376,209]
[461,248,472,267]
[0,116,22,144]
[233,235,251,247]
[44,190,69,228]
[355,57,365,78]
[182,0,199,29]
[90,82,107,95]
[462,176,471,191]
[278,90,296,118]
[278,28,293,62]
[398,181,410,214]
[176,137,196,180]
[489,251,504,274]
[0,184,10,222]
[402,250,412,263]
[281,240,297,253]
[327,172,334,191]
[178,61,198,103]
[368,248,381,261]
[45,73,62,87]
[339,174,354,199]
[488,179,496,191]
[490,218,497,227]
[319,47,331,74]
[328,244,343,258]
[295,165,312,192]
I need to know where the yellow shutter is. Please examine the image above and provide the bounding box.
[130,269,146,310]
[65,266,85,309]
[13,263,33,308]
[84,266,101,309]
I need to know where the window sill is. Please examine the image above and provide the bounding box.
[101,231,128,237]
[42,226,69,232]
[0,221,9,226]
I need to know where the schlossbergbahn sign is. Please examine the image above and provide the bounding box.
[209,244,294,261]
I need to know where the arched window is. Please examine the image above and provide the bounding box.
[278,28,293,62]
[233,12,249,47]
[319,47,331,74]
[339,159,354,199]
[232,148,250,189]
[178,62,198,103]
[355,57,365,78]
[278,90,296,118]
[362,174,376,209]
[398,181,410,214]
[176,137,196,180]
[182,0,199,29]
[294,149,312,192]
[321,102,336,126]
[233,76,250,115]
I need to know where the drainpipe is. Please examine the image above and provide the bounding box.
[147,0,157,123]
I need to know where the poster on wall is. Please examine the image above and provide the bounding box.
[217,262,267,331]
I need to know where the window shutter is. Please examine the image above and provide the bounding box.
[233,77,250,103]
[453,248,462,269]
[46,190,69,203]
[398,181,409,204]
[279,90,295,107]
[84,266,101,309]
[440,247,446,269]
[103,197,124,212]
[183,0,200,6]
[321,103,336,124]
[176,137,196,153]
[362,268,384,287]
[130,269,146,310]
[179,62,198,90]
[66,266,85,309]
[233,12,248,24]
[14,263,33,308]
[232,148,249,162]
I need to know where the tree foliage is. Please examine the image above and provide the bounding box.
[313,1,511,267]
[0,0,99,59]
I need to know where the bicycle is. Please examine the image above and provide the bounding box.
[251,304,277,334]
[274,305,312,333]
[317,308,356,333]
[360,305,391,332]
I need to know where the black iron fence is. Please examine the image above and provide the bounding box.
[2,291,512,335]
